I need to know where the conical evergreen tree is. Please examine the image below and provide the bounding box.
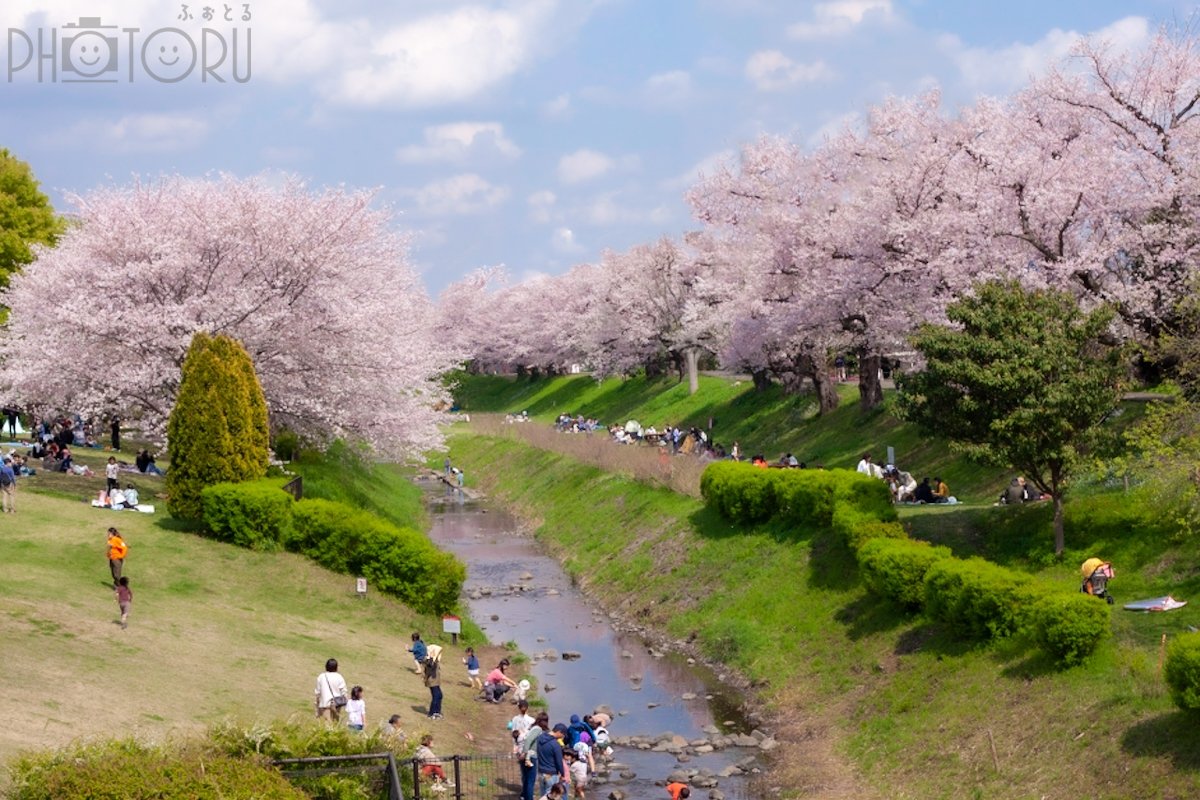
[167,332,270,518]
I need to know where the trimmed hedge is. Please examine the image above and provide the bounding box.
[857,537,953,611]
[923,557,1039,640]
[1165,632,1200,711]
[1032,592,1111,667]
[700,460,1109,666]
[700,463,896,534]
[199,483,464,614]
[202,480,294,551]
[290,498,465,614]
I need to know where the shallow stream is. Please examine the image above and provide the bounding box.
[423,482,768,800]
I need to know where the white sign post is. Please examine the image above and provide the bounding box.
[355,577,367,598]
[442,614,461,644]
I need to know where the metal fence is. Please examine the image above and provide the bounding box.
[407,753,523,800]
[274,752,405,800]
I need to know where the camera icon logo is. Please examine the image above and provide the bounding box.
[61,17,119,81]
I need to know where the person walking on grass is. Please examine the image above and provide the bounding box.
[409,632,427,674]
[0,456,16,513]
[346,685,366,732]
[105,456,119,495]
[424,644,444,719]
[114,576,132,629]
[106,527,128,587]
[463,646,483,692]
[315,658,348,722]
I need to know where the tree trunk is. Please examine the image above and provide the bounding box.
[813,369,840,415]
[752,369,771,392]
[686,348,700,395]
[858,353,884,411]
[516,364,527,380]
[1053,494,1065,556]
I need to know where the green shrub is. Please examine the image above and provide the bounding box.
[858,537,953,610]
[769,469,838,528]
[167,332,270,519]
[699,462,778,523]
[1032,592,1111,666]
[202,480,294,551]
[291,498,465,614]
[923,557,1038,640]
[1165,632,1200,711]
[7,740,306,800]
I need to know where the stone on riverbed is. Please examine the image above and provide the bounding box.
[608,791,625,800]
[562,651,583,660]
[681,692,697,700]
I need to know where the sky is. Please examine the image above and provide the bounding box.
[2,0,1197,294]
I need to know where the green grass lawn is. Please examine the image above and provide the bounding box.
[454,373,1153,505]
[449,432,1200,800]
[0,458,512,774]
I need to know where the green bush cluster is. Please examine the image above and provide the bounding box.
[923,557,1040,640]
[700,460,1111,666]
[290,498,465,614]
[167,332,270,519]
[202,480,295,551]
[1031,592,1112,667]
[857,537,953,611]
[1165,632,1200,711]
[700,462,896,533]
[7,740,307,800]
[199,484,463,614]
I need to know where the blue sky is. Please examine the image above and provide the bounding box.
[1,0,1195,293]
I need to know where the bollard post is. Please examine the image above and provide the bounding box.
[412,758,422,800]
[452,755,463,800]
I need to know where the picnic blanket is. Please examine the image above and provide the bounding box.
[90,501,155,514]
[1123,595,1187,612]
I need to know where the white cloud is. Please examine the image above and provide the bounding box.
[745,50,833,91]
[543,92,572,117]
[643,69,693,105]
[787,0,894,40]
[396,122,521,164]
[527,190,558,223]
[53,112,210,153]
[581,191,673,227]
[551,226,584,254]
[940,16,1151,93]
[558,149,615,184]
[320,3,561,107]
[661,149,736,192]
[403,173,510,215]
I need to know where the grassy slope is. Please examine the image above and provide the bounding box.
[448,432,1200,800]
[0,458,512,772]
[456,375,1018,503]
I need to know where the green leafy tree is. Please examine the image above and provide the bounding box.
[167,333,270,519]
[0,148,64,288]
[897,282,1126,555]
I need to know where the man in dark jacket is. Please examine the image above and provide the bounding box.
[535,724,567,798]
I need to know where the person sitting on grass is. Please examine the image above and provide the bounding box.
[913,477,935,504]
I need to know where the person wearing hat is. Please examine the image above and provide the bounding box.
[424,644,444,719]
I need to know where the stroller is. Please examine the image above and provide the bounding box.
[1080,557,1115,605]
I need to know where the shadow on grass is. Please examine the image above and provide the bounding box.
[835,593,911,640]
[1121,711,1200,770]
[808,531,861,591]
[154,515,205,534]
[892,622,976,659]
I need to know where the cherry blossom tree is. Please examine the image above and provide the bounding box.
[0,175,455,458]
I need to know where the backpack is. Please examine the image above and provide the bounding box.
[423,659,438,680]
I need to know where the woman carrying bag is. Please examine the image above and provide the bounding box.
[315,658,349,722]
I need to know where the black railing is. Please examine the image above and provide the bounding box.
[282,475,303,500]
[408,753,522,800]
[274,751,404,800]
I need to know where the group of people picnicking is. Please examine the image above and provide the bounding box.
[554,412,731,459]
[857,452,958,505]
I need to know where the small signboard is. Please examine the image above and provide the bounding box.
[442,615,461,634]
[355,577,367,597]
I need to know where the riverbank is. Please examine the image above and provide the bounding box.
[447,431,1200,799]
